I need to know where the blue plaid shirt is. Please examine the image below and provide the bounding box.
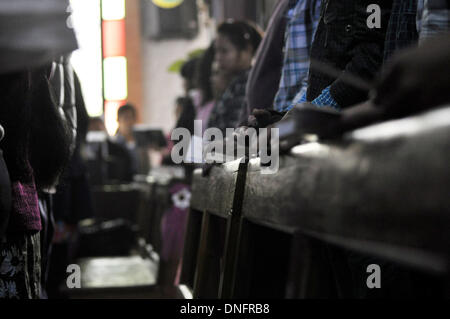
[298,85,339,109]
[273,0,322,112]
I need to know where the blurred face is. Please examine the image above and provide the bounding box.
[215,34,250,75]
[117,110,136,135]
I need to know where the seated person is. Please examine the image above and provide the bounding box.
[114,104,150,175]
[85,117,133,184]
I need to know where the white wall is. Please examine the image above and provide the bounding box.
[70,0,103,117]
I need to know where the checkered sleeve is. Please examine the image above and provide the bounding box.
[419,0,450,42]
[311,86,340,109]
[273,0,322,112]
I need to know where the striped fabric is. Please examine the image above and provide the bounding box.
[273,0,322,112]
[418,0,450,42]
[311,86,339,109]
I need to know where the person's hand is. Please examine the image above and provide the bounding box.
[246,108,285,129]
[373,33,450,117]
[232,109,285,158]
[236,108,285,147]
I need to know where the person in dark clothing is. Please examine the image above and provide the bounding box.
[305,0,393,109]
[52,71,93,226]
[115,104,150,175]
[0,67,74,299]
[47,71,95,299]
[244,0,290,118]
[0,0,78,299]
[374,32,450,116]
[85,117,134,184]
[383,0,419,63]
[235,1,392,136]
[208,20,263,132]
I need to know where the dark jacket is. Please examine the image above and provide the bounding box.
[307,0,393,108]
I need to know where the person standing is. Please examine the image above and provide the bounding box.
[0,0,77,299]
[305,0,393,109]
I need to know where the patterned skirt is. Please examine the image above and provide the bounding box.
[0,232,41,299]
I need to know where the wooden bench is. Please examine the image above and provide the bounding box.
[185,106,450,299]
[230,107,450,298]
[180,159,247,298]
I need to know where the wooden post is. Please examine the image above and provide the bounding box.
[125,0,144,123]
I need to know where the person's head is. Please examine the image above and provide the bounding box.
[88,117,106,132]
[117,103,137,136]
[0,66,72,190]
[215,20,262,75]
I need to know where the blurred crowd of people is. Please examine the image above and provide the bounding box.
[0,0,450,299]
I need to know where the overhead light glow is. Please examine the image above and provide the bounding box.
[103,56,128,101]
[102,0,126,20]
[152,0,184,9]
[102,19,126,57]
[70,0,103,117]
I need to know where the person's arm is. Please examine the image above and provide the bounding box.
[245,0,289,113]
[311,86,340,108]
[328,0,392,108]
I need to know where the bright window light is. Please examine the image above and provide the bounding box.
[70,0,103,117]
[102,0,126,20]
[103,56,128,101]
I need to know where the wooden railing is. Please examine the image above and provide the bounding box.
[181,106,450,298]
